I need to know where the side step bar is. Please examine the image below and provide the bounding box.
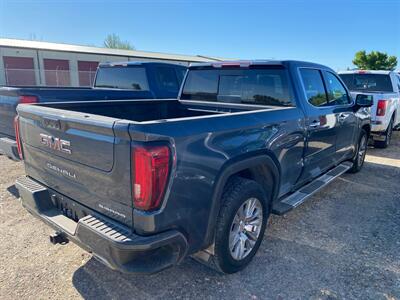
[272,162,352,215]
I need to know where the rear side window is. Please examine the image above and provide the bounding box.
[155,67,180,92]
[339,73,393,92]
[181,68,294,106]
[94,67,149,90]
[299,69,328,107]
[324,72,351,105]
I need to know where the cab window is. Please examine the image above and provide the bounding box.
[94,67,149,90]
[324,72,351,105]
[299,68,328,107]
[182,68,294,106]
[155,67,180,92]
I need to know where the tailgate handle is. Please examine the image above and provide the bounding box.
[42,117,61,130]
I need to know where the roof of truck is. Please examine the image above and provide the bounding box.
[98,61,187,68]
[189,60,333,70]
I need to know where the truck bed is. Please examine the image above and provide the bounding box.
[0,86,153,138]
[16,98,286,229]
[33,99,271,123]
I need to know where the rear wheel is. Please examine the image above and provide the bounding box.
[374,118,393,148]
[349,129,367,173]
[208,177,270,274]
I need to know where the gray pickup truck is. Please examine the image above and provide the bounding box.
[15,60,372,274]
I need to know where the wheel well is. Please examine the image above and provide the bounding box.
[203,155,280,249]
[225,164,276,205]
[362,124,371,137]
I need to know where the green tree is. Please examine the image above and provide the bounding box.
[352,50,397,70]
[103,34,134,50]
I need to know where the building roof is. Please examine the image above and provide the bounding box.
[0,38,224,63]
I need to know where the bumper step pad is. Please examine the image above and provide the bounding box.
[15,176,188,274]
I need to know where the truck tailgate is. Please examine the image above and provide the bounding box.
[17,104,133,226]
[0,91,19,137]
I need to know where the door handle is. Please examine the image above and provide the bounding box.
[309,121,321,128]
[338,113,347,121]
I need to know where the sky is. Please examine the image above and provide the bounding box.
[0,0,399,71]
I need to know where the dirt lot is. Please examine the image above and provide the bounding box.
[0,133,399,300]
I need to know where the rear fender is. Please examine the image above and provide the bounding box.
[203,153,280,249]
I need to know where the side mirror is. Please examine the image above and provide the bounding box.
[355,94,373,107]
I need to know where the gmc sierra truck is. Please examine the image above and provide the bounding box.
[15,60,372,274]
[0,62,186,160]
[339,70,400,148]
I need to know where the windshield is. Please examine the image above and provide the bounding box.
[94,66,149,90]
[339,73,393,92]
[181,67,294,107]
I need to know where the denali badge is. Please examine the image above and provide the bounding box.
[40,133,71,154]
[46,162,76,179]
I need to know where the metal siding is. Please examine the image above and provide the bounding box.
[77,61,99,86]
[43,58,71,86]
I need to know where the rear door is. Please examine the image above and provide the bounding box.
[298,68,337,181]
[17,104,133,226]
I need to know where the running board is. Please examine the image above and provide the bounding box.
[272,162,352,215]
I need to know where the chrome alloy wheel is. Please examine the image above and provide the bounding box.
[358,134,367,166]
[229,197,263,260]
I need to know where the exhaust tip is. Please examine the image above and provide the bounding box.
[49,232,69,245]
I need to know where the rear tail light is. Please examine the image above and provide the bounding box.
[14,116,23,160]
[376,100,388,116]
[132,145,170,211]
[19,95,38,104]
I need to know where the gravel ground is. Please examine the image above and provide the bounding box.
[0,132,399,300]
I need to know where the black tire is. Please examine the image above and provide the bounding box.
[207,177,270,274]
[349,129,368,173]
[374,118,393,149]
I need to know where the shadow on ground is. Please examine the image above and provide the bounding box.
[6,184,19,198]
[367,131,400,160]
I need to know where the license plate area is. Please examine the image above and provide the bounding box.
[49,191,89,223]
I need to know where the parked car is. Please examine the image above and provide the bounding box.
[15,60,372,274]
[339,70,400,148]
[0,62,187,160]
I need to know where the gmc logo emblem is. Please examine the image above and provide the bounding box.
[40,133,71,155]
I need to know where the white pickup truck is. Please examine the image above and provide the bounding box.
[339,70,400,148]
